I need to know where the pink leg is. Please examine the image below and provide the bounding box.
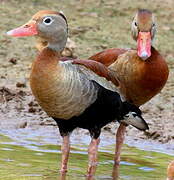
[87,138,100,178]
[112,123,126,179]
[60,135,70,174]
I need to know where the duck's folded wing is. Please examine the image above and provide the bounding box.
[72,59,125,100]
[89,48,128,66]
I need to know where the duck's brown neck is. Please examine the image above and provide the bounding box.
[38,47,61,59]
[36,47,61,65]
[146,46,160,62]
[31,47,62,79]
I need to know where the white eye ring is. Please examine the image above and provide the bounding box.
[43,17,54,25]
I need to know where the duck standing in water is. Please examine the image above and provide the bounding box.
[7,10,148,177]
[89,9,169,172]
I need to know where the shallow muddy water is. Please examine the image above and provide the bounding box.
[0,129,173,180]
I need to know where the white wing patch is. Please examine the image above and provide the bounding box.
[121,112,148,131]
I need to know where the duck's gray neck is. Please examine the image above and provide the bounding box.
[48,42,64,52]
[47,32,68,52]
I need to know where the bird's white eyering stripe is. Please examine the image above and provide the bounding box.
[43,17,54,25]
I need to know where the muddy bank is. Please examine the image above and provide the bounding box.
[1,84,174,153]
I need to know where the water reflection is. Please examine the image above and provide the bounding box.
[138,166,155,171]
[0,130,173,179]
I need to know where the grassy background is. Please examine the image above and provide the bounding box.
[1,0,174,61]
[0,0,173,106]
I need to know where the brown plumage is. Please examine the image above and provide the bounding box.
[72,59,120,86]
[89,48,127,66]
[89,49,169,106]
[89,10,169,106]
[89,9,169,175]
[7,10,148,178]
[108,47,168,106]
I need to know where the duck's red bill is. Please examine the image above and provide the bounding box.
[137,32,151,60]
[6,23,38,37]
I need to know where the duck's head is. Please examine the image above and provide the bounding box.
[131,9,156,60]
[7,10,68,52]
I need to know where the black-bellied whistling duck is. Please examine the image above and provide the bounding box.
[7,10,148,177]
[89,9,169,172]
[167,161,174,180]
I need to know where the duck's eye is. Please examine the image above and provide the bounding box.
[152,23,155,27]
[134,22,138,26]
[43,17,53,25]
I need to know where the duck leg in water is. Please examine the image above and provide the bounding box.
[60,135,70,174]
[112,123,126,179]
[87,138,100,178]
[60,134,101,177]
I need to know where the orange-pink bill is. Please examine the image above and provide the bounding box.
[137,32,151,60]
[7,21,38,37]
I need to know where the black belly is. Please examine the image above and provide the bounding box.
[53,81,123,139]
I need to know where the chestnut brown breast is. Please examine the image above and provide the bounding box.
[109,47,169,106]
